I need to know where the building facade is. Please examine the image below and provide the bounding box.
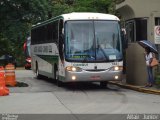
[116,0,160,85]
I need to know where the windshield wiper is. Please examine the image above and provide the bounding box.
[99,47,108,61]
[97,41,108,61]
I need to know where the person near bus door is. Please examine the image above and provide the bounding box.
[145,47,154,87]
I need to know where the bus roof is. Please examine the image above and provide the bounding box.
[32,12,120,29]
[62,12,120,21]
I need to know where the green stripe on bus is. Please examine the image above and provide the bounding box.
[37,55,59,65]
[59,75,65,81]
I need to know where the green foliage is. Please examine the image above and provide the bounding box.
[49,0,115,16]
[0,33,10,55]
[0,0,116,66]
[0,0,51,66]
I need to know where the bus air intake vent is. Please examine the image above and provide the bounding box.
[85,69,106,72]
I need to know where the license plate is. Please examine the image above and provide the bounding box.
[90,76,101,80]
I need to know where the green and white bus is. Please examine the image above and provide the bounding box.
[31,12,123,87]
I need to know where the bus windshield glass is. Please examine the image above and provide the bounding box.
[65,20,122,62]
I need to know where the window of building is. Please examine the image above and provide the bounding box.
[125,18,147,43]
[126,20,135,43]
[135,18,147,41]
[155,17,160,25]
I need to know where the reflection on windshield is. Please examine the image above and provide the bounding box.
[65,20,122,62]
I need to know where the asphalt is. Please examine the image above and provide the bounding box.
[7,67,160,95]
[108,78,160,95]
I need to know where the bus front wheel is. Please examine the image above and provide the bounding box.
[54,68,62,87]
[100,81,108,88]
[36,63,42,79]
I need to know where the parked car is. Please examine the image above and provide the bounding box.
[0,54,17,68]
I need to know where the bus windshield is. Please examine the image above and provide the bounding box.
[65,20,122,62]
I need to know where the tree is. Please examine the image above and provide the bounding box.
[0,0,116,66]
[74,0,113,13]
[49,0,115,16]
[0,0,51,66]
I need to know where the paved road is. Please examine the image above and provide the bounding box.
[0,70,160,116]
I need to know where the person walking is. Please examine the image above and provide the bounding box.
[145,47,155,87]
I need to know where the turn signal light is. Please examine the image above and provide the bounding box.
[66,66,82,72]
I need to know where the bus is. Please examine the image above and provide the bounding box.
[31,12,123,87]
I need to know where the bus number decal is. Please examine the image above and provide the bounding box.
[112,62,119,66]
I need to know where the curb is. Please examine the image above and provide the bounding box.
[108,81,160,95]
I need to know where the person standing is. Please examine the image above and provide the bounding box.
[145,47,154,87]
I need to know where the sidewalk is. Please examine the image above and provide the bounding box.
[108,75,160,95]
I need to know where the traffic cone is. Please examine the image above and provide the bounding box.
[0,86,10,96]
[5,63,17,87]
[0,66,9,96]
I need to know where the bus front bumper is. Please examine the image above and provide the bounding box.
[63,69,123,82]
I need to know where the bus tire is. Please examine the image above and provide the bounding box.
[54,67,62,87]
[54,64,58,80]
[57,80,63,87]
[36,63,42,79]
[100,81,108,88]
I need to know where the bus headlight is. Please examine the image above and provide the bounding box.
[114,66,119,71]
[114,75,119,79]
[110,66,123,71]
[66,66,82,72]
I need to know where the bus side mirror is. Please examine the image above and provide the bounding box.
[62,28,64,34]
[121,28,127,49]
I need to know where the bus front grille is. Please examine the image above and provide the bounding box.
[85,69,106,72]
